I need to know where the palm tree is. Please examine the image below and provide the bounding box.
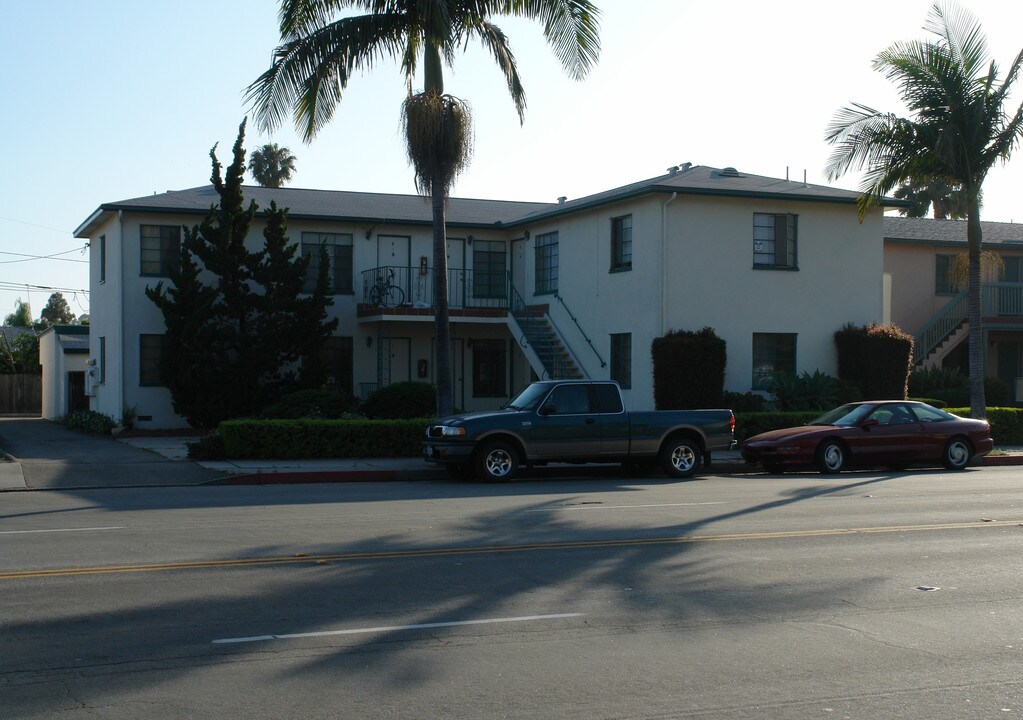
[825,1,1023,418]
[246,0,601,417]
[248,143,297,188]
[893,176,968,219]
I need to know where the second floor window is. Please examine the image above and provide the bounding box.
[140,225,180,276]
[935,254,960,295]
[535,231,559,295]
[472,240,507,299]
[302,232,353,294]
[611,215,632,271]
[753,213,797,269]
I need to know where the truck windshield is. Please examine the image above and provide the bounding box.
[505,383,551,410]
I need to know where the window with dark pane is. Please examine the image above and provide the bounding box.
[752,333,796,390]
[935,253,959,295]
[610,333,632,389]
[472,339,507,397]
[534,231,559,294]
[472,240,507,299]
[753,213,797,269]
[611,215,632,271]
[139,334,166,386]
[301,232,353,294]
[140,225,180,276]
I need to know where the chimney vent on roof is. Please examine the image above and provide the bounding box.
[679,162,692,172]
[557,196,567,204]
[667,166,679,176]
[720,167,740,177]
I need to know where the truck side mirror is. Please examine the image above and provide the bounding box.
[538,404,556,416]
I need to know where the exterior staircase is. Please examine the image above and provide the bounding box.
[915,290,967,367]
[506,284,584,380]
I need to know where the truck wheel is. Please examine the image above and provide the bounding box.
[475,440,518,482]
[661,437,700,479]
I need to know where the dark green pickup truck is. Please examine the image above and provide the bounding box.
[423,380,735,481]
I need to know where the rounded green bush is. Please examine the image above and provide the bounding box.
[260,388,360,419]
[362,381,436,419]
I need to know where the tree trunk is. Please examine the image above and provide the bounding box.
[966,191,986,418]
[432,171,453,418]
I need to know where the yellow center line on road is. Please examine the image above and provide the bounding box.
[2,519,1020,580]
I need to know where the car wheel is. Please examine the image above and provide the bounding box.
[815,440,846,474]
[475,440,518,482]
[661,437,700,479]
[943,436,972,470]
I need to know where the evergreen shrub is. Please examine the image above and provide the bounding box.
[652,327,726,409]
[834,323,913,399]
[362,382,437,419]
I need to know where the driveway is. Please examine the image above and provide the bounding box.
[0,418,221,490]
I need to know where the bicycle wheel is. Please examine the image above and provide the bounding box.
[384,285,405,307]
[369,285,384,306]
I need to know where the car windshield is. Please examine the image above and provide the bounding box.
[505,383,552,411]
[809,403,876,427]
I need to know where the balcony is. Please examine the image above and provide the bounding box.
[357,265,510,322]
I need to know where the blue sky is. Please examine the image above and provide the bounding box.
[2,0,1022,320]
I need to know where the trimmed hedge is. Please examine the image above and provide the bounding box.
[218,417,432,459]
[946,407,1023,445]
[734,411,820,442]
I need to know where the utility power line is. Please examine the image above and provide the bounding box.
[0,248,88,264]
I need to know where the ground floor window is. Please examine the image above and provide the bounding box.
[139,334,166,386]
[319,336,354,397]
[610,333,632,388]
[752,333,796,390]
[472,339,507,398]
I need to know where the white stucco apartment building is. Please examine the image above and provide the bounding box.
[73,164,893,429]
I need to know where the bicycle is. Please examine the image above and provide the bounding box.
[369,267,406,307]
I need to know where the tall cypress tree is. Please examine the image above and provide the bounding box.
[146,120,337,428]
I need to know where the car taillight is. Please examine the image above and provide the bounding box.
[730,415,736,433]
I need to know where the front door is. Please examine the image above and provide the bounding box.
[510,237,526,299]
[381,337,411,385]
[67,371,87,414]
[447,237,465,307]
[377,235,411,298]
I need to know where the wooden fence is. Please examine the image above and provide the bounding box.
[0,374,42,414]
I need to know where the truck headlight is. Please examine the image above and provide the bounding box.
[431,425,465,437]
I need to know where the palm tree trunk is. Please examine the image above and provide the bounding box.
[966,191,986,418]
[432,170,453,418]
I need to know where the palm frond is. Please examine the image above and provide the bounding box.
[401,92,474,195]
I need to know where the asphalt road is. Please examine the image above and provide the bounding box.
[3,467,1023,719]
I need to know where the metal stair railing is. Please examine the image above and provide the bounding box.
[554,292,606,369]
[914,289,967,364]
[507,279,578,380]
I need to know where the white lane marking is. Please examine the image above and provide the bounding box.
[0,526,126,535]
[213,613,584,645]
[534,502,727,512]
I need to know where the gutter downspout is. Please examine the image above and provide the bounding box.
[117,210,125,420]
[661,192,678,335]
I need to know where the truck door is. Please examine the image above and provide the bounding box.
[592,383,630,456]
[529,383,603,460]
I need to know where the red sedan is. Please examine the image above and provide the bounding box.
[741,401,993,474]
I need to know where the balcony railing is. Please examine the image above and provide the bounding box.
[360,266,509,309]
